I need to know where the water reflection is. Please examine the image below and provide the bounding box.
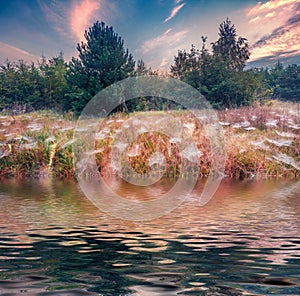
[0,177,299,295]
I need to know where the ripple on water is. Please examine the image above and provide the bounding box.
[0,178,299,295]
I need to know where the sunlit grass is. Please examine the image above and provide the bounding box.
[0,101,299,179]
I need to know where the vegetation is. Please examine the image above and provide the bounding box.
[0,53,67,111]
[0,19,299,115]
[0,101,299,179]
[65,21,136,113]
[170,18,299,108]
[255,62,300,102]
[0,19,299,179]
[171,19,256,108]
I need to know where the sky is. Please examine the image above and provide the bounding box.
[0,0,299,71]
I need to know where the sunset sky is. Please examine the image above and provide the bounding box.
[0,0,299,70]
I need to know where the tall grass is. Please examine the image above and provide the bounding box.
[0,111,75,178]
[0,101,299,179]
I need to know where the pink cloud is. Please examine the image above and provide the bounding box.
[138,27,189,71]
[225,0,299,65]
[140,28,188,54]
[0,42,39,63]
[246,0,297,36]
[265,11,277,18]
[39,0,115,42]
[250,22,300,61]
[164,3,186,23]
[247,0,298,38]
[248,0,298,16]
[70,0,101,41]
[249,16,261,23]
[159,57,168,70]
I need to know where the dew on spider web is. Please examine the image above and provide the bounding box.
[275,130,297,138]
[180,143,203,163]
[149,152,165,167]
[265,138,292,147]
[272,153,300,170]
[127,144,140,157]
[62,139,76,148]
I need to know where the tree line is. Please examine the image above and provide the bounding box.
[0,20,299,114]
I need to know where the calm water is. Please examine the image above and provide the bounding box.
[0,177,299,295]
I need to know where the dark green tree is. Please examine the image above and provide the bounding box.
[170,44,202,89]
[170,19,254,108]
[39,52,68,110]
[66,21,135,113]
[135,59,149,76]
[270,63,300,102]
[211,18,250,71]
[0,60,44,111]
[0,61,17,109]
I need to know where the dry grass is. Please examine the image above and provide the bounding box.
[218,100,300,178]
[0,101,299,179]
[0,111,75,178]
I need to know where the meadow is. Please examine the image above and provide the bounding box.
[0,100,299,179]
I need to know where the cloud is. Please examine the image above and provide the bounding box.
[159,57,168,70]
[249,16,261,24]
[247,52,300,68]
[38,0,69,38]
[265,11,276,18]
[248,0,298,16]
[38,0,115,42]
[140,28,188,54]
[250,20,300,62]
[246,0,298,38]
[138,28,188,71]
[0,42,39,63]
[246,0,300,64]
[164,3,186,23]
[70,0,101,41]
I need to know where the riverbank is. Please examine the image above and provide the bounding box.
[0,101,299,179]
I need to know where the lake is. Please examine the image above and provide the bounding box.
[0,177,299,295]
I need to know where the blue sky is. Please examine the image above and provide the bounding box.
[0,0,299,70]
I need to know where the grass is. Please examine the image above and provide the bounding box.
[0,101,299,179]
[0,111,74,178]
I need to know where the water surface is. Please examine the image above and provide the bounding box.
[0,178,299,295]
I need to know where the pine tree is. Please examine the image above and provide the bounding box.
[66,21,135,113]
[211,18,250,71]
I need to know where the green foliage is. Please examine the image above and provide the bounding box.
[65,21,135,113]
[0,60,43,110]
[0,54,67,112]
[270,63,300,102]
[251,62,300,103]
[211,18,250,71]
[170,18,299,108]
[171,19,254,108]
[0,19,298,112]
[135,59,155,76]
[39,52,68,109]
